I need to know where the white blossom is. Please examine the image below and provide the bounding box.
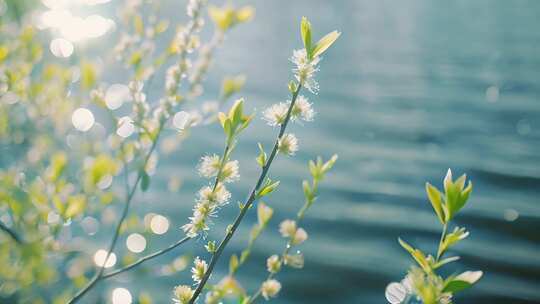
[291,49,320,94]
[198,154,221,178]
[182,212,208,237]
[279,219,297,238]
[261,279,281,300]
[278,133,299,156]
[221,160,240,183]
[191,256,208,283]
[173,285,194,304]
[291,227,308,245]
[197,183,231,206]
[266,255,281,274]
[182,183,231,237]
[263,102,288,127]
[290,95,315,122]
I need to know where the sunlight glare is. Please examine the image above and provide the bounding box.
[150,215,169,235]
[93,249,116,268]
[72,108,95,132]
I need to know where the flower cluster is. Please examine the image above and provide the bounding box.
[291,49,320,94]
[198,154,240,182]
[261,279,281,300]
[173,285,195,304]
[278,133,299,156]
[191,256,208,283]
[263,95,315,127]
[182,100,250,238]
[165,0,206,100]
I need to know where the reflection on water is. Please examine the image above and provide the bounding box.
[68,0,540,303]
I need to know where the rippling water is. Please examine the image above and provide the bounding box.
[80,1,540,303]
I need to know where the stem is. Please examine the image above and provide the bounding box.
[0,220,23,244]
[249,179,318,304]
[436,223,448,262]
[189,85,303,303]
[102,236,191,279]
[67,123,164,304]
[213,144,231,191]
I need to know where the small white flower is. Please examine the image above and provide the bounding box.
[261,279,281,300]
[182,212,208,237]
[166,65,181,93]
[221,160,240,183]
[290,49,320,94]
[116,116,135,138]
[279,219,297,238]
[198,154,221,178]
[263,102,288,127]
[191,256,208,283]
[266,255,281,274]
[290,95,315,122]
[197,183,231,206]
[186,0,203,18]
[291,227,308,245]
[128,80,143,93]
[278,133,299,156]
[173,285,194,304]
[173,111,193,131]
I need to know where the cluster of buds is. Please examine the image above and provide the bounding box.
[182,100,251,238]
[165,0,206,101]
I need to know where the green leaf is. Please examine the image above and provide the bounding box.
[134,15,144,36]
[256,143,267,167]
[65,195,87,218]
[221,75,246,100]
[288,80,298,93]
[443,271,483,293]
[321,154,338,174]
[223,118,232,140]
[302,180,312,199]
[311,30,341,58]
[141,171,150,192]
[257,202,273,226]
[301,17,312,58]
[229,254,239,274]
[256,179,280,198]
[80,62,96,90]
[398,238,431,272]
[425,182,445,224]
[240,249,250,264]
[434,256,460,269]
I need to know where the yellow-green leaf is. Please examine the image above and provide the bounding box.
[311,30,341,58]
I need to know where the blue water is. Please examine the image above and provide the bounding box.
[54,0,540,303]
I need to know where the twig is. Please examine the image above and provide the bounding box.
[67,124,164,304]
[249,180,319,303]
[102,236,191,279]
[0,220,23,244]
[189,84,303,303]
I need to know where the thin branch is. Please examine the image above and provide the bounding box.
[189,84,303,303]
[102,236,191,279]
[67,124,164,304]
[0,220,23,244]
[249,180,319,304]
[436,222,448,262]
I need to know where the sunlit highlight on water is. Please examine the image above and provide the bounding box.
[93,249,116,268]
[71,108,95,132]
[126,233,147,253]
[150,214,169,235]
[112,287,132,304]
